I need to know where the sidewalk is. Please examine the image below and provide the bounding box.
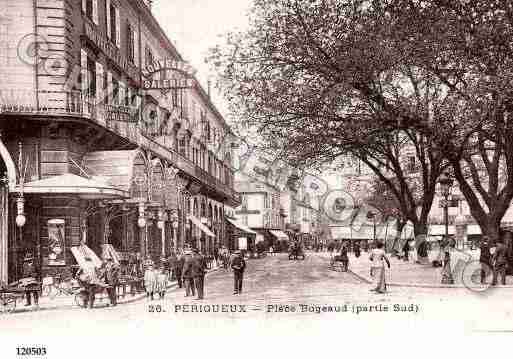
[4,265,221,315]
[320,251,513,289]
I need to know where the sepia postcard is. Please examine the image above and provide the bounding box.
[1,1,512,358]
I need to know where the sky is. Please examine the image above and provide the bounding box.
[153,0,253,115]
[151,0,341,189]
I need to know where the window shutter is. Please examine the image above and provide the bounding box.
[115,7,121,46]
[106,0,111,39]
[95,62,104,104]
[92,0,98,24]
[80,49,89,95]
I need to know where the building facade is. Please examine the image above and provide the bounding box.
[0,0,239,283]
[233,173,287,251]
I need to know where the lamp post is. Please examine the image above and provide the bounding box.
[137,201,147,257]
[170,210,179,249]
[367,211,376,243]
[438,172,454,245]
[157,209,166,258]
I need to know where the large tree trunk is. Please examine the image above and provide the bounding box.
[390,220,406,253]
[413,221,429,260]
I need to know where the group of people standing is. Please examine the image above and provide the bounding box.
[479,231,513,286]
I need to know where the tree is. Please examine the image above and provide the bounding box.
[386,0,513,242]
[209,0,446,244]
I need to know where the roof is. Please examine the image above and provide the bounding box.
[17,174,128,199]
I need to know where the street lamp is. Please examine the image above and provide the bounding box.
[438,172,454,246]
[367,211,377,242]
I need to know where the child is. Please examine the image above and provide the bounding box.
[144,262,157,300]
[156,266,168,299]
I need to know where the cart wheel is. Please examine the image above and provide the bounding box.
[49,286,60,300]
[0,294,16,314]
[74,293,86,308]
[41,284,52,297]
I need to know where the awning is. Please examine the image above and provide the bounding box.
[16,173,128,199]
[101,244,121,265]
[428,225,456,236]
[467,224,482,235]
[270,230,289,240]
[188,215,216,237]
[70,244,102,269]
[226,218,257,235]
[82,150,148,195]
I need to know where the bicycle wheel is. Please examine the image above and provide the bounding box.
[74,292,86,307]
[49,286,61,300]
[41,284,52,297]
[0,294,16,314]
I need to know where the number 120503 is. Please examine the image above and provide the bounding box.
[16,347,47,356]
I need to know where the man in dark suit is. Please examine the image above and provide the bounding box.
[104,257,119,306]
[192,249,206,300]
[492,241,508,285]
[231,250,246,295]
[479,237,492,284]
[181,251,195,297]
[174,252,184,288]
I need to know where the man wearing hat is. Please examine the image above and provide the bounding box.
[192,248,207,300]
[104,257,120,306]
[21,252,39,307]
[231,250,246,295]
[479,236,492,284]
[181,250,196,297]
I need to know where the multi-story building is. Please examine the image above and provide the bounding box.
[233,172,288,250]
[0,0,239,283]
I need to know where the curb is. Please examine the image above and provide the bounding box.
[348,268,513,289]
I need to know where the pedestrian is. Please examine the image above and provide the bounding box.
[181,250,196,297]
[104,257,119,306]
[369,241,390,294]
[479,237,492,284]
[192,248,207,300]
[340,244,349,271]
[214,246,220,268]
[492,241,508,286]
[156,265,168,299]
[21,253,39,308]
[174,251,184,288]
[76,257,100,309]
[403,240,410,262]
[231,250,246,295]
[144,261,157,300]
[269,245,274,257]
[440,239,454,284]
[354,241,361,258]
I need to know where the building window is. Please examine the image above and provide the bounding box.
[112,77,119,105]
[145,46,154,67]
[127,23,135,63]
[109,3,117,45]
[86,57,96,97]
[179,138,187,157]
[264,193,269,209]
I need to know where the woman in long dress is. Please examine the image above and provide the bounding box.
[370,241,391,293]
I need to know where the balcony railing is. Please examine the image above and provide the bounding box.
[0,89,241,204]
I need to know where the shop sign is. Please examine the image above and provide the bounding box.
[83,20,139,82]
[142,58,196,90]
[45,219,66,266]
